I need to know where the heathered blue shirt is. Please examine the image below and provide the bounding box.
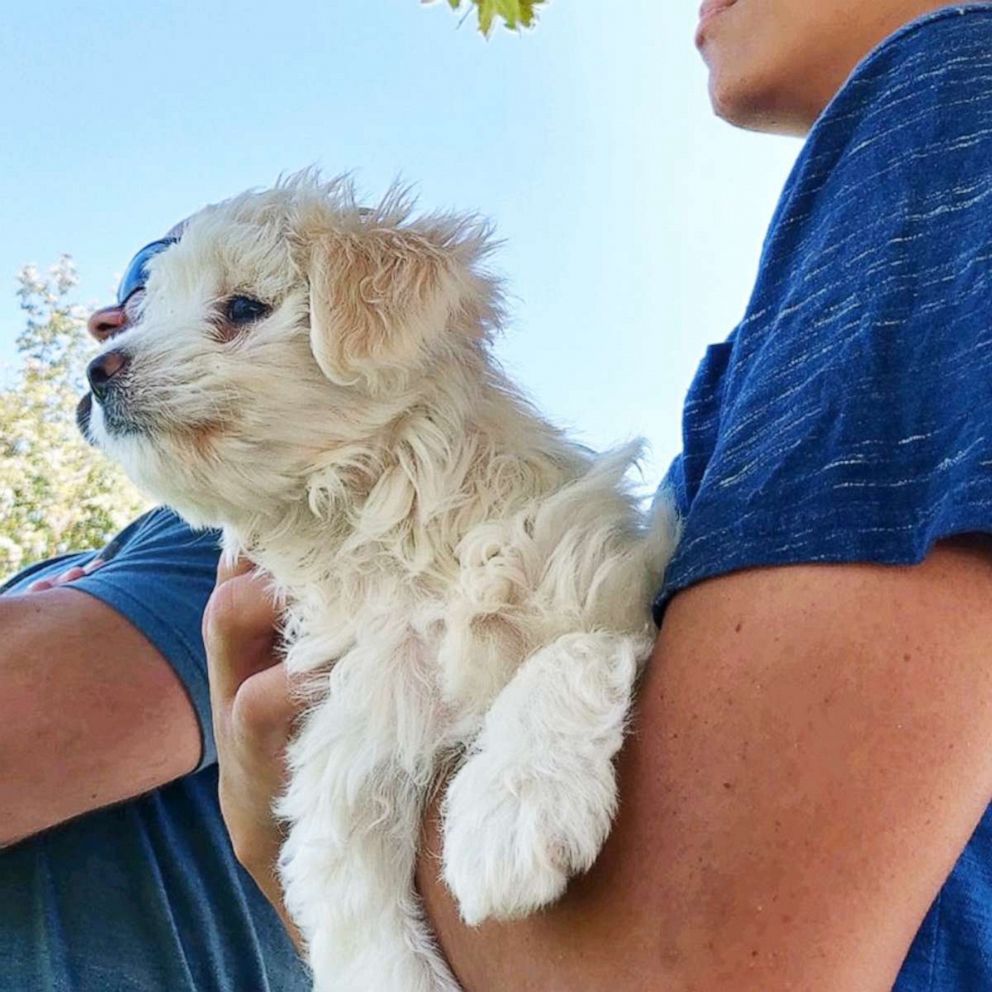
[653,6,992,988]
[0,508,310,991]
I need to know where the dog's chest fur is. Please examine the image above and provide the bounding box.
[233,449,662,772]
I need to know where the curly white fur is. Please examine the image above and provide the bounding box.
[86,172,677,992]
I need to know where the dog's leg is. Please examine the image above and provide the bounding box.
[278,642,459,992]
[441,629,652,926]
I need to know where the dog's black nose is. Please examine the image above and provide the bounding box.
[86,350,130,402]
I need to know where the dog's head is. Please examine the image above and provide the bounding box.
[84,174,501,528]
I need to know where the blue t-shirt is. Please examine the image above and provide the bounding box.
[0,509,310,991]
[654,6,992,988]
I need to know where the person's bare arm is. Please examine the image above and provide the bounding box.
[418,537,992,991]
[1,587,201,845]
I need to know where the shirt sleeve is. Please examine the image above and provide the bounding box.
[70,509,222,769]
[655,13,992,618]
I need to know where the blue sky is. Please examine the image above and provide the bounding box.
[0,0,799,484]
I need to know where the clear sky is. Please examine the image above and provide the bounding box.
[0,0,799,486]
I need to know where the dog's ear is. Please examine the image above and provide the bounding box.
[307,221,492,389]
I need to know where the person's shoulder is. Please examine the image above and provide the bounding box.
[763,4,992,269]
[101,506,220,568]
[819,4,992,135]
[862,2,992,70]
[126,505,210,542]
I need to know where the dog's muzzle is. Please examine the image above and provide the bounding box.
[83,349,146,438]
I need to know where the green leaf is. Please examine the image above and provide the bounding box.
[476,0,494,34]
[434,0,546,36]
[496,0,519,29]
[518,0,539,26]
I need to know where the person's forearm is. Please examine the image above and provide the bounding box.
[417,789,680,992]
[0,594,88,843]
[0,597,48,843]
[415,548,992,992]
[0,590,200,844]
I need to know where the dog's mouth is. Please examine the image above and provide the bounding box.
[80,385,154,443]
[76,392,93,443]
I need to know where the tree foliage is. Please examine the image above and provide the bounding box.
[0,258,148,581]
[427,0,547,35]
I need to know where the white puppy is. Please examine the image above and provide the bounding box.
[85,174,676,992]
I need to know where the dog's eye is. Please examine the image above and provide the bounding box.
[225,295,271,325]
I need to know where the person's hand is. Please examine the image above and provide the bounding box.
[202,555,304,950]
[26,558,104,593]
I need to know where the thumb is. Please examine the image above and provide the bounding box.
[233,659,300,742]
[203,562,281,710]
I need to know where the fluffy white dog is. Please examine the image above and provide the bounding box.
[84,174,676,991]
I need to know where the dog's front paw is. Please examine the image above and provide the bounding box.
[441,748,611,927]
[442,756,568,926]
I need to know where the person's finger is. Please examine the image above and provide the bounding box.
[51,566,87,586]
[232,661,299,742]
[216,552,256,586]
[27,557,106,594]
[203,570,280,710]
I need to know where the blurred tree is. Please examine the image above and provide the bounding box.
[0,258,148,580]
[426,0,546,35]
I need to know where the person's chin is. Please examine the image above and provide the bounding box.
[709,69,763,128]
[707,62,811,136]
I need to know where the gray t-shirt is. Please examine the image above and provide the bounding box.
[0,508,310,991]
